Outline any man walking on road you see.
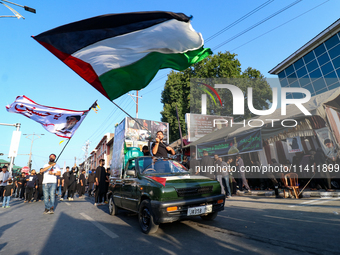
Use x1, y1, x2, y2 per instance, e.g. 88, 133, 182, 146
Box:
40, 154, 61, 214
61, 166, 70, 201
0, 166, 12, 202
87, 170, 95, 197
95, 159, 106, 206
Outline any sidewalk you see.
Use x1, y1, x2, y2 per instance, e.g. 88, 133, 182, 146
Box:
236, 189, 340, 198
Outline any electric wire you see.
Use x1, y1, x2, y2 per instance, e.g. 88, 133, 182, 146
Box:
212, 0, 303, 50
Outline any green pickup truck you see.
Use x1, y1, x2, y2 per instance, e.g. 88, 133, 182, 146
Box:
107, 156, 225, 234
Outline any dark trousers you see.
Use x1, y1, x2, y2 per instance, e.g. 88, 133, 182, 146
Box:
62, 184, 69, 198
88, 183, 94, 196
34, 186, 43, 201
26, 187, 34, 201
0, 186, 4, 200
68, 189, 75, 198
20, 186, 25, 199
79, 185, 85, 196
95, 188, 105, 203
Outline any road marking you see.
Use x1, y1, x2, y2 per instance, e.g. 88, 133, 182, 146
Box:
80, 213, 119, 239
65, 202, 71, 206
289, 198, 340, 207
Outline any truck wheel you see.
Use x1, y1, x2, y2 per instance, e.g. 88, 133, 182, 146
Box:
138, 200, 159, 234
109, 197, 118, 216
200, 212, 218, 221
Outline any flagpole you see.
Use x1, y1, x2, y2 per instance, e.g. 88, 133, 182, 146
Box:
55, 100, 98, 163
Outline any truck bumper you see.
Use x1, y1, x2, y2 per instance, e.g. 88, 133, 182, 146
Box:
150, 194, 225, 224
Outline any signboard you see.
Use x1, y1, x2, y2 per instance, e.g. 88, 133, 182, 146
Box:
185, 113, 233, 142
8, 131, 21, 157
286, 136, 303, 153
197, 129, 262, 157
111, 117, 169, 177
21, 166, 30, 173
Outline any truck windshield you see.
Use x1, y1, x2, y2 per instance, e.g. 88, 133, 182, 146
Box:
138, 157, 188, 174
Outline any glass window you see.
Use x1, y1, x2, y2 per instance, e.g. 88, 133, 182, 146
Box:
325, 34, 340, 50
280, 77, 288, 87
278, 70, 286, 80
317, 53, 330, 66
285, 65, 295, 76
309, 68, 322, 81
336, 67, 340, 78
315, 87, 328, 94
328, 43, 340, 60
299, 75, 310, 87
292, 93, 304, 99
332, 56, 340, 69
306, 59, 318, 73
286, 93, 293, 99
321, 62, 334, 76
314, 44, 326, 57
324, 71, 339, 85
287, 72, 297, 84
312, 78, 326, 92
304, 84, 315, 94
328, 82, 340, 90
303, 51, 315, 64
293, 58, 304, 71
290, 80, 300, 87
296, 66, 307, 78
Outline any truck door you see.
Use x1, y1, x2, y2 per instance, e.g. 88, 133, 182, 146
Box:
121, 159, 139, 211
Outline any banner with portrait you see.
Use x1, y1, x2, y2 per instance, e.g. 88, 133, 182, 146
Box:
286, 136, 303, 153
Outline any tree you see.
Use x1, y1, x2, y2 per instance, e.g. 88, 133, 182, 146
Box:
160, 51, 272, 142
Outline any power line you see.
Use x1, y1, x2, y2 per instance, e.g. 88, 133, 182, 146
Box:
205, 0, 274, 43
230, 0, 330, 52
212, 0, 303, 51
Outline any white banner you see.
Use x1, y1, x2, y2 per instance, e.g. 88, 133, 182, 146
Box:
315, 127, 338, 160
286, 136, 303, 153
6, 95, 89, 139
8, 131, 21, 157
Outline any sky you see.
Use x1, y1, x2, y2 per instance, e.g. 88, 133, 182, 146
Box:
1, 0, 339, 170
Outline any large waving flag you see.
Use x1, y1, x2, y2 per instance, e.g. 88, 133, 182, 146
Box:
32, 11, 212, 101
6, 96, 90, 139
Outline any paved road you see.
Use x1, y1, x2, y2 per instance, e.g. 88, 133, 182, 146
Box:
0, 195, 339, 255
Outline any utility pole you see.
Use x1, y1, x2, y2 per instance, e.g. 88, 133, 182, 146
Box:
128, 91, 142, 118
82, 140, 90, 173
23, 132, 44, 170
0, 122, 21, 174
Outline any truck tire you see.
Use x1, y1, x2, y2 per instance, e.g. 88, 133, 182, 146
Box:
138, 200, 159, 234
109, 196, 118, 216
200, 212, 218, 221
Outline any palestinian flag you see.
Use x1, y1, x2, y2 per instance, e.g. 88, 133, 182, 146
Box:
33, 11, 212, 101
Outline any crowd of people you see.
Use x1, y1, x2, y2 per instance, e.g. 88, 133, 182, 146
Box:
0, 155, 112, 213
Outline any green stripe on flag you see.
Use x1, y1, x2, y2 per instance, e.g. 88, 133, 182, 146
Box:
99, 47, 212, 101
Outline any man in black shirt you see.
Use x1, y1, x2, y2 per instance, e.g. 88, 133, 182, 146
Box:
34, 170, 44, 201
95, 159, 107, 205
151, 131, 175, 157
78, 169, 86, 198
87, 170, 95, 197
61, 166, 70, 201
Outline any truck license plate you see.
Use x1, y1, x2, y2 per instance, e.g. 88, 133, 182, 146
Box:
187, 205, 212, 216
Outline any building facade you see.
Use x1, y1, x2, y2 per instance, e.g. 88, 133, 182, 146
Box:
269, 19, 340, 98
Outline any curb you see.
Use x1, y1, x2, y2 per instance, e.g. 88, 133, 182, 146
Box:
235, 190, 340, 198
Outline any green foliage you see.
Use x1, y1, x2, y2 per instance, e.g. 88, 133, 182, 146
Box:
160, 51, 272, 142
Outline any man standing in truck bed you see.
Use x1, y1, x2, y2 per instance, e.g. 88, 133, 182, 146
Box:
151, 131, 175, 157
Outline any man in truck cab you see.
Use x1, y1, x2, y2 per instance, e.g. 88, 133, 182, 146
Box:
151, 131, 175, 157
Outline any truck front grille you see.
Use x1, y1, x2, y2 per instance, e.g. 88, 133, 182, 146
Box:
176, 186, 213, 197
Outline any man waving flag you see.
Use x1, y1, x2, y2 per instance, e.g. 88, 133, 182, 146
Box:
6, 95, 91, 139
32, 11, 212, 101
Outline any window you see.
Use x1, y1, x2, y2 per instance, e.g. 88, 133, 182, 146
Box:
312, 78, 326, 92
328, 82, 340, 90
280, 77, 288, 87
317, 53, 330, 66
287, 72, 297, 84
293, 58, 304, 71
303, 51, 315, 64
304, 84, 315, 94
315, 87, 328, 94
296, 66, 307, 78
324, 71, 338, 85
292, 93, 304, 99
328, 43, 340, 60
325, 34, 340, 50
278, 70, 286, 80
299, 75, 310, 87
314, 44, 326, 57
321, 62, 334, 76
290, 80, 300, 87
306, 59, 318, 73
309, 68, 322, 81
285, 65, 295, 76
286, 93, 293, 99
332, 56, 340, 69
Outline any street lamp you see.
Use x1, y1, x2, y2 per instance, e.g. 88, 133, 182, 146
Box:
0, 0, 36, 19
23, 133, 44, 170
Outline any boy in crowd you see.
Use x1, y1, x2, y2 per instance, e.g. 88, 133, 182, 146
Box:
25, 170, 38, 203
2, 179, 13, 208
